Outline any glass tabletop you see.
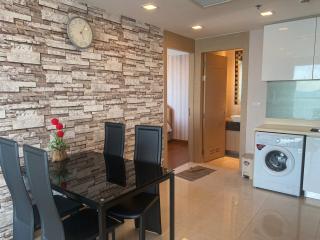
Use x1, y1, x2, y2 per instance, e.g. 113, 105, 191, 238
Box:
49, 151, 172, 207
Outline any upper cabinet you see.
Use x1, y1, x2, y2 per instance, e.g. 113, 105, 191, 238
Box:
314, 17, 320, 80
262, 18, 317, 81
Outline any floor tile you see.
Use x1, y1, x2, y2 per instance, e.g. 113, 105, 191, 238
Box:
36, 157, 320, 240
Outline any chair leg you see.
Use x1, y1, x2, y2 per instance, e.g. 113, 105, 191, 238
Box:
112, 230, 116, 240
139, 215, 145, 240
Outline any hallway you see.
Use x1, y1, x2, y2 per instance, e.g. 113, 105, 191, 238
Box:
168, 141, 189, 169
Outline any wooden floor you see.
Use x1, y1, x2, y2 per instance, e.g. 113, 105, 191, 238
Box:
168, 140, 189, 169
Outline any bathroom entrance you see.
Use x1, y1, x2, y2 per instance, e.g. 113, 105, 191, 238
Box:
202, 49, 243, 168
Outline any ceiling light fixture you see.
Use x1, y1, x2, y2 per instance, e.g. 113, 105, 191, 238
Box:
256, 5, 274, 17
192, 25, 203, 30
142, 3, 157, 10
260, 11, 273, 17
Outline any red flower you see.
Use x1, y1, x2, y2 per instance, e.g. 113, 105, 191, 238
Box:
56, 123, 63, 130
51, 118, 59, 126
60, 182, 67, 189
57, 131, 64, 138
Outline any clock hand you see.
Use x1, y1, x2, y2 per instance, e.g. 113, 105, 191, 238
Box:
80, 23, 86, 34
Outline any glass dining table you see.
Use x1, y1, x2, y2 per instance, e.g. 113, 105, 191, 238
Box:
49, 151, 175, 240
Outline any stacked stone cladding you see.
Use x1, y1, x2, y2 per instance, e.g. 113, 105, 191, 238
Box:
0, 0, 164, 238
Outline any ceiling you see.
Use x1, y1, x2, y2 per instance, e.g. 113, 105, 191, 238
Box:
86, 0, 320, 39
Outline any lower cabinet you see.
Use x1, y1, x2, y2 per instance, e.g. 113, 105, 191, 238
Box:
303, 137, 320, 196
225, 130, 240, 157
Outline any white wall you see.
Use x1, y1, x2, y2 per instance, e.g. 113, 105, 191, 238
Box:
245, 29, 267, 154
167, 52, 189, 140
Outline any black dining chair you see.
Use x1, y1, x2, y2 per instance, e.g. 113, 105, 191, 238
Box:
0, 138, 35, 240
23, 144, 121, 240
0, 138, 84, 239
109, 125, 163, 240
104, 122, 125, 158
104, 122, 126, 186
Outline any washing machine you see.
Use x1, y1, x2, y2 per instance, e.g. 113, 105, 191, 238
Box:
253, 131, 305, 196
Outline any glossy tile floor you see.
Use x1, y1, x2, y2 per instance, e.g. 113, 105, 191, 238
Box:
115, 157, 320, 240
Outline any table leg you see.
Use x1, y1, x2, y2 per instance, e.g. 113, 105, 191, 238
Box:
169, 174, 175, 240
98, 207, 107, 240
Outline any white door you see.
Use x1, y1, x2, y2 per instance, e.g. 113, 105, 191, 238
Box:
303, 137, 320, 194
262, 18, 316, 81
313, 17, 320, 79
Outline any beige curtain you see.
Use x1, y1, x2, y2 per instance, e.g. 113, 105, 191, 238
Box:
167, 53, 189, 141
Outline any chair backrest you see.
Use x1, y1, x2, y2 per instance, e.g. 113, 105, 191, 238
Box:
104, 122, 125, 157
104, 154, 126, 186
0, 138, 34, 240
134, 125, 162, 165
23, 145, 65, 240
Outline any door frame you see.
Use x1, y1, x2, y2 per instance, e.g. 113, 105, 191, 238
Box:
163, 48, 195, 168
193, 32, 250, 167
200, 49, 244, 162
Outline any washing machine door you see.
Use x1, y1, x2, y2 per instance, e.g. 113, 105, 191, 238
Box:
260, 146, 295, 176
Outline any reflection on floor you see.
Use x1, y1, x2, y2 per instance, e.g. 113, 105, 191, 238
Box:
168, 140, 188, 169
116, 157, 320, 240
210, 156, 240, 170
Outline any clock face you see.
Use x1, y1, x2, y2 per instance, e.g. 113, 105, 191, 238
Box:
67, 17, 93, 49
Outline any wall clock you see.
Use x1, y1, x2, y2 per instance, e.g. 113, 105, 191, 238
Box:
67, 17, 93, 49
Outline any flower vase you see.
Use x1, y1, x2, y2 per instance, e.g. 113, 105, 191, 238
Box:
52, 150, 67, 162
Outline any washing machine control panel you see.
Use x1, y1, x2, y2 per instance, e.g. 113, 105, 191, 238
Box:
275, 138, 302, 145
256, 132, 304, 148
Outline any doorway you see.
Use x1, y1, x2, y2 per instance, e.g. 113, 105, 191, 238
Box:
167, 49, 190, 169
202, 49, 243, 169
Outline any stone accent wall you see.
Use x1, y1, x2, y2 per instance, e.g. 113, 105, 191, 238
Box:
0, 0, 164, 238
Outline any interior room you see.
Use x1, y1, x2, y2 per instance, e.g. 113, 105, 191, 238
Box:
201, 49, 242, 170
1, 0, 320, 240
167, 49, 190, 169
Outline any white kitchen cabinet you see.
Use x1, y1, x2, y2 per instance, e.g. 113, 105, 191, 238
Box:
313, 17, 320, 79
262, 18, 317, 81
303, 137, 320, 198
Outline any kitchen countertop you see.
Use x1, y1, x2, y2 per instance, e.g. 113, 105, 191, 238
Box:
255, 124, 320, 137
226, 121, 240, 131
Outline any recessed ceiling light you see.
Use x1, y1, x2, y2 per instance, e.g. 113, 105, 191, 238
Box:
192, 25, 203, 30
260, 11, 273, 17
142, 3, 157, 10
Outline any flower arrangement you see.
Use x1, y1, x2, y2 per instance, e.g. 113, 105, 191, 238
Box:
49, 118, 68, 161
